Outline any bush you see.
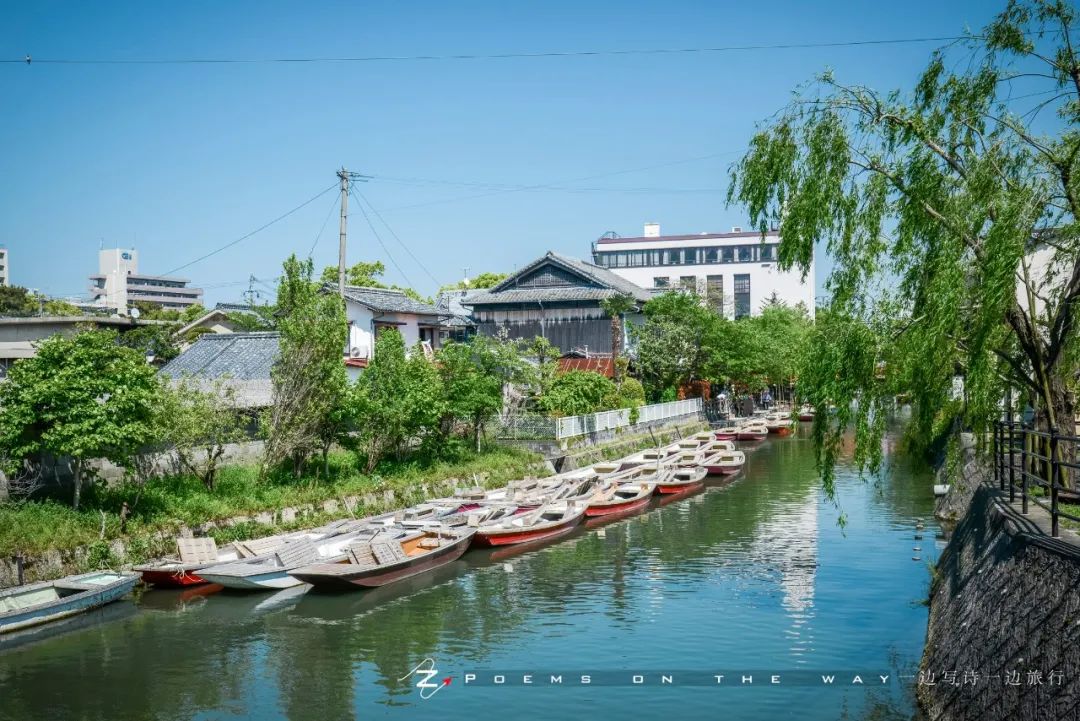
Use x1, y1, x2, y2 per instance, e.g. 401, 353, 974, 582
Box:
538, 370, 618, 417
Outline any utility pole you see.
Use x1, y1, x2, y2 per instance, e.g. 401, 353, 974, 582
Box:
337, 168, 350, 299
336, 167, 370, 299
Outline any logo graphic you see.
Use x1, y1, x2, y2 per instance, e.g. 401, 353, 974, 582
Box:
399, 658, 452, 700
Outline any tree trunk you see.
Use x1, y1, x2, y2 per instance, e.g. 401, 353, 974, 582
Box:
1049, 377, 1077, 489
72, 458, 82, 510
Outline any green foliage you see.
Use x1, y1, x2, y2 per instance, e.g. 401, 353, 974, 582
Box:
160, 380, 249, 491
320, 260, 430, 303
438, 271, 508, 294
0, 286, 37, 316
42, 299, 81, 316
263, 255, 349, 477
117, 324, 180, 363
437, 340, 505, 451
225, 306, 276, 332
0, 330, 162, 508
353, 330, 444, 469
538, 370, 618, 417
132, 301, 181, 322
728, 0, 1080, 485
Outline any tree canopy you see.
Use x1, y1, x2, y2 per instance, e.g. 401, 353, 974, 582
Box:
729, 0, 1080, 485
0, 330, 162, 508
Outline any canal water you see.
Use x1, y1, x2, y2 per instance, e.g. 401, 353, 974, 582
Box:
0, 428, 941, 721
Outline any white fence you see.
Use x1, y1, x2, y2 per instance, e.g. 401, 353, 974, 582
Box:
555, 398, 702, 440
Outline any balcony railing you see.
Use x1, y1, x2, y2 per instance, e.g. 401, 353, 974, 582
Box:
994, 419, 1080, 538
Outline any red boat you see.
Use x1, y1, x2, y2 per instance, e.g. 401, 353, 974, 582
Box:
766, 424, 793, 437
473, 501, 587, 547
736, 425, 768, 442
586, 481, 656, 517
656, 467, 708, 494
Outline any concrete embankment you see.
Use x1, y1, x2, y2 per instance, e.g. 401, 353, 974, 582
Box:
920, 453, 1080, 721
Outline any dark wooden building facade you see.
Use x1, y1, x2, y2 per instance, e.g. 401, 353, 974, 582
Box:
462, 252, 651, 355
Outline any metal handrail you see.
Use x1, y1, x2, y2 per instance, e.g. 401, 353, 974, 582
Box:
994, 418, 1080, 538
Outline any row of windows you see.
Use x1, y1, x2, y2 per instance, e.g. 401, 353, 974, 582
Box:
129, 278, 188, 289
653, 274, 752, 318
128, 288, 201, 300
594, 244, 778, 269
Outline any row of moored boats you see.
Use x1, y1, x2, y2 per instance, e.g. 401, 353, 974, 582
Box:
1, 410, 806, 634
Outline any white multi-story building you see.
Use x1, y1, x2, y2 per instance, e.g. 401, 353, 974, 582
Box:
0, 246, 8, 286
89, 248, 203, 314
591, 223, 815, 319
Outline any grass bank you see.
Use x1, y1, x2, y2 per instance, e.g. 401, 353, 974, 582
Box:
0, 446, 546, 562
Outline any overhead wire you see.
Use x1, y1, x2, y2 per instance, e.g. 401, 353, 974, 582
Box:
6, 35, 976, 66
352, 189, 442, 287
160, 182, 338, 277
349, 186, 416, 291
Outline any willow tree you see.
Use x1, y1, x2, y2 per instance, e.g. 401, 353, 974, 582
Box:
729, 0, 1080, 483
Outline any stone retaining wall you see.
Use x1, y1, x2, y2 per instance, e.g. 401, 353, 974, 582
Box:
920, 453, 1080, 721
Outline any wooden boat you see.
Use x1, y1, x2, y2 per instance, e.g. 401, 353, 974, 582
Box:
736, 422, 768, 441
0, 571, 139, 634
474, 500, 587, 547
765, 417, 794, 436
196, 529, 377, 590
797, 405, 815, 422
618, 447, 676, 469
656, 466, 708, 494
585, 480, 656, 517
702, 448, 746, 475
288, 527, 476, 590
134, 519, 368, 587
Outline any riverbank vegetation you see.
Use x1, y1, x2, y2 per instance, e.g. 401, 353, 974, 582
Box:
728, 0, 1080, 488
0, 445, 544, 559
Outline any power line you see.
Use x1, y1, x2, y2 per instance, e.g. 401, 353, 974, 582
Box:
368, 174, 726, 193
380, 151, 739, 212
350, 186, 416, 291
353, 189, 442, 287
307, 192, 340, 258
7, 36, 973, 66
160, 182, 338, 277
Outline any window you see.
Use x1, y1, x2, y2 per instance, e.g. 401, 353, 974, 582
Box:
734, 274, 751, 319
653, 277, 671, 288
737, 245, 753, 262
705, 248, 719, 264
679, 276, 697, 292
683, 248, 698, 265
706, 275, 723, 312
760, 244, 777, 262
722, 247, 734, 263
666, 249, 681, 265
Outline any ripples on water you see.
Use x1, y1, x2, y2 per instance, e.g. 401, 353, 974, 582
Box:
0, 429, 941, 721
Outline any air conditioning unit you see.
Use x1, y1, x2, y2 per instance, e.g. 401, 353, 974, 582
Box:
349, 345, 368, 359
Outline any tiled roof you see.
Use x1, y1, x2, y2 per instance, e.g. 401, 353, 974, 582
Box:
159, 332, 280, 408
558, 356, 615, 377
342, 286, 443, 316
462, 251, 650, 306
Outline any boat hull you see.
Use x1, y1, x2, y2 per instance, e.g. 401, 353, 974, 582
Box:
139, 569, 207, 587
0, 573, 139, 635
798, 414, 814, 422
474, 516, 582, 547
767, 426, 792, 437
705, 464, 742, 476
195, 569, 304, 591
291, 535, 473, 590
656, 481, 705, 495
585, 494, 651, 517
714, 432, 737, 441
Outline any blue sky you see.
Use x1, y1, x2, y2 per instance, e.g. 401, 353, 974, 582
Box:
1, 0, 1004, 304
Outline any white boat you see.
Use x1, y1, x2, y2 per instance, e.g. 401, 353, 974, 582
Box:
0, 571, 139, 634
